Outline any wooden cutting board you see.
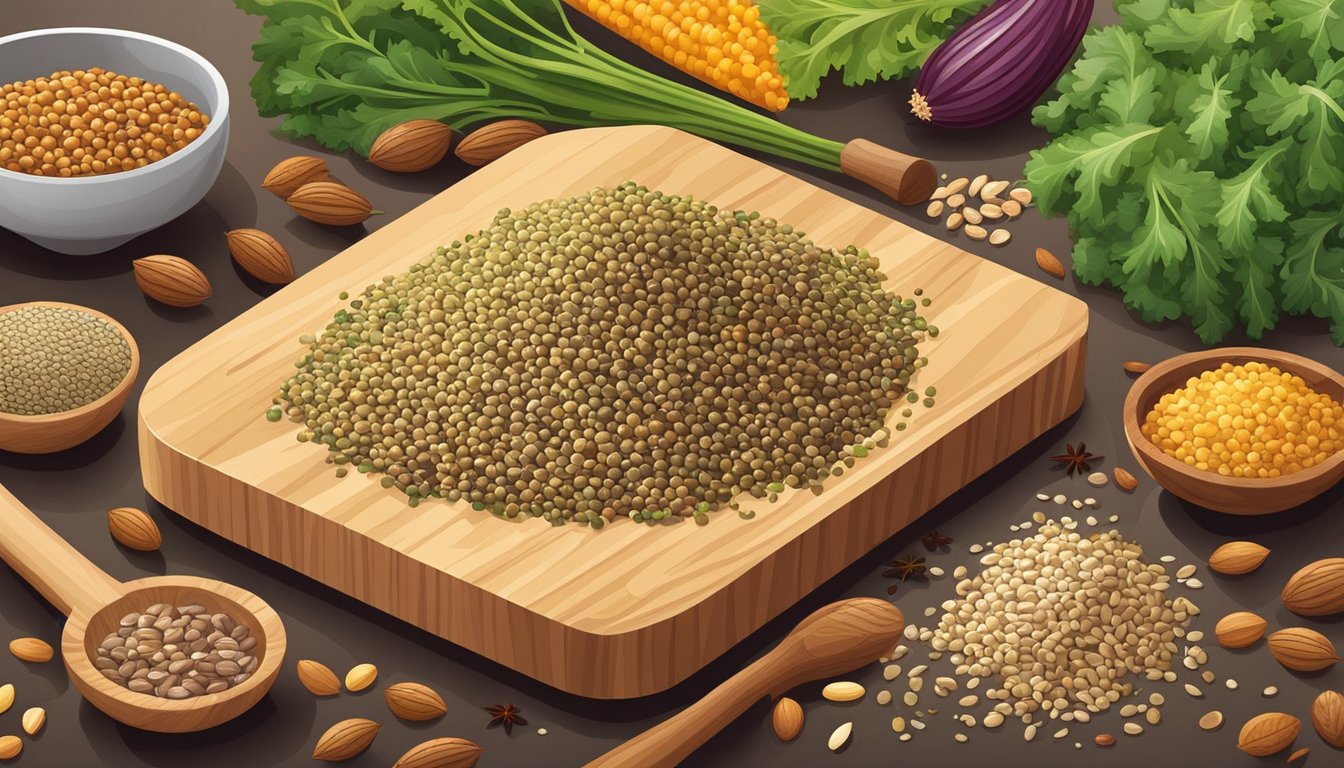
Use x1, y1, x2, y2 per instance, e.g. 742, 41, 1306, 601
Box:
139, 126, 1087, 699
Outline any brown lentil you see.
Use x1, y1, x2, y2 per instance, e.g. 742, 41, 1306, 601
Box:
0, 306, 132, 415
94, 604, 256, 699
0, 68, 209, 178
277, 182, 933, 525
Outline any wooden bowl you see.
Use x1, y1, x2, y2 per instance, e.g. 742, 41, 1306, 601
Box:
0, 301, 140, 454
1123, 347, 1344, 514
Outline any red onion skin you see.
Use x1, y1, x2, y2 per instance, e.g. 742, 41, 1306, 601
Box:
912, 0, 1094, 128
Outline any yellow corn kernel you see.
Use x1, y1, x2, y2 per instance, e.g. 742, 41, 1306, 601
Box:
568, 0, 789, 111
1141, 361, 1344, 477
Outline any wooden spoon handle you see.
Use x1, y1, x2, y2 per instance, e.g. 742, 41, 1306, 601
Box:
840, 139, 938, 206
0, 483, 122, 616
586, 598, 903, 768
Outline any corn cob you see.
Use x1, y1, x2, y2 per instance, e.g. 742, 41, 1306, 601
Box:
565, 0, 789, 112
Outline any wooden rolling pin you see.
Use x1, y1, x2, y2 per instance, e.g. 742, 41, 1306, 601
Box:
586, 598, 904, 768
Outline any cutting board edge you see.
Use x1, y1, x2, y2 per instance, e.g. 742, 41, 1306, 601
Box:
137, 327, 1087, 699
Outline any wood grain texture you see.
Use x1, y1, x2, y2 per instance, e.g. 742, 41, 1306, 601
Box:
138, 126, 1088, 699
0, 483, 285, 732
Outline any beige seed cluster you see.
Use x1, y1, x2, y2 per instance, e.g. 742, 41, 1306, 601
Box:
933, 524, 1190, 720
0, 68, 209, 177
0, 306, 132, 415
278, 182, 932, 526
95, 604, 256, 699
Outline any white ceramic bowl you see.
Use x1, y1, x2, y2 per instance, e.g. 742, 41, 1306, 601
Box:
0, 28, 229, 255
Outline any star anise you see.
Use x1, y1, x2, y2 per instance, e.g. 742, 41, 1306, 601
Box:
882, 555, 927, 594
922, 530, 954, 551
485, 703, 527, 735
1050, 442, 1100, 477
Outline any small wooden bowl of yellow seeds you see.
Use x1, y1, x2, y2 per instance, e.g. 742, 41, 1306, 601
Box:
0, 301, 140, 454
1123, 347, 1344, 514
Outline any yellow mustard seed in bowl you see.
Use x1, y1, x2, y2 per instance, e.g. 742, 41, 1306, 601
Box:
1141, 361, 1343, 478
0, 67, 209, 178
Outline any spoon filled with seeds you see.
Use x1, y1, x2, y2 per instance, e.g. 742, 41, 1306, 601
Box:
0, 483, 286, 732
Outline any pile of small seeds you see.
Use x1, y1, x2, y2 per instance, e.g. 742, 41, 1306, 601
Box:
934, 524, 1189, 720
94, 604, 257, 699
0, 305, 132, 415
925, 174, 1031, 246
0, 68, 209, 177
276, 182, 934, 526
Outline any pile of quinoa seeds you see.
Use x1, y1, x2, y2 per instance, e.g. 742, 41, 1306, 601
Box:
828, 483, 1240, 750
275, 182, 937, 526
0, 305, 132, 415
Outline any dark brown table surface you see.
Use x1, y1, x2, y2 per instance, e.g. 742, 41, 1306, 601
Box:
2, 2, 1342, 767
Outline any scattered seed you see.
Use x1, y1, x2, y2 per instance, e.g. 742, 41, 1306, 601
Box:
1263, 686, 1278, 697
928, 567, 945, 577
1176, 564, 1197, 579
891, 716, 906, 733
1087, 472, 1108, 487
1024, 724, 1038, 742
1086, 516, 1098, 526
1146, 708, 1162, 726
908, 665, 928, 678
1288, 747, 1310, 763
931, 186, 949, 201
1188, 630, 1204, 642
1186, 578, 1204, 589
926, 201, 945, 218
1001, 200, 1023, 217
876, 690, 892, 706
964, 224, 988, 241
1185, 684, 1203, 698
1124, 723, 1144, 736
984, 712, 1005, 728
827, 722, 852, 751
1036, 493, 1050, 501
953, 566, 967, 578
904, 692, 919, 707
1096, 733, 1116, 747
822, 681, 865, 702
1009, 188, 1033, 206
1226, 678, 1238, 690
1123, 361, 1151, 374
969, 544, 984, 554
1054, 727, 1069, 739
1160, 555, 1176, 563
1113, 468, 1139, 491
884, 665, 901, 681
980, 204, 1004, 220
962, 206, 983, 225
967, 175, 988, 197
909, 719, 926, 730
1201, 671, 1215, 684
947, 193, 967, 208
1199, 710, 1224, 731
946, 178, 969, 195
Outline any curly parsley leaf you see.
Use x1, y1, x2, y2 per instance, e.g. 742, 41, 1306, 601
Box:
760, 0, 988, 100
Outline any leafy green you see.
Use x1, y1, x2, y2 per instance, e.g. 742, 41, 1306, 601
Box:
1029, 0, 1344, 344
759, 0, 988, 100
237, 0, 845, 167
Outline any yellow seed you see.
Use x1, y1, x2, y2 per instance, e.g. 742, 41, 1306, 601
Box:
21, 707, 44, 736
345, 662, 378, 692
0, 684, 12, 715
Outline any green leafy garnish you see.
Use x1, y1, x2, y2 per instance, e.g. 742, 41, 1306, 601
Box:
1028, 0, 1344, 344
760, 0, 989, 100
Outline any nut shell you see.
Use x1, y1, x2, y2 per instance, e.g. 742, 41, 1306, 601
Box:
297, 659, 342, 697
313, 718, 381, 761
392, 737, 483, 768
262, 156, 330, 199
227, 229, 296, 284
771, 696, 804, 742
369, 120, 453, 172
133, 255, 212, 308
288, 182, 379, 226
1268, 627, 1341, 672
9, 637, 54, 663
455, 120, 547, 166
1237, 712, 1300, 757
385, 681, 448, 721
1282, 557, 1344, 617
1312, 690, 1344, 748
107, 506, 162, 551
1208, 541, 1270, 575
1214, 611, 1267, 649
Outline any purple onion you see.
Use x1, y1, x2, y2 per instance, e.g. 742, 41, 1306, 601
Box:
910, 0, 1093, 129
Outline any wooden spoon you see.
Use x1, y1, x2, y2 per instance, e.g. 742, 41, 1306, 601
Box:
586, 597, 903, 768
0, 483, 285, 732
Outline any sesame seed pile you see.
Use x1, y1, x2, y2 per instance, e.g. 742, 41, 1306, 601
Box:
277, 182, 933, 526
0, 305, 132, 415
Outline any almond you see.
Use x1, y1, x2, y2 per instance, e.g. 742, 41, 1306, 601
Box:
1122, 361, 1150, 374
1312, 690, 1344, 747
454, 120, 547, 166
133, 255, 212, 307
1237, 712, 1300, 756
1214, 611, 1267, 649
1208, 541, 1270, 575
1268, 627, 1341, 672
288, 182, 383, 226
21, 707, 44, 736
262, 156, 330, 199
385, 681, 447, 721
344, 662, 378, 692
1034, 247, 1065, 279
296, 659, 342, 697
369, 120, 453, 172
1113, 467, 1138, 491
0, 684, 12, 714
1283, 558, 1344, 617
1288, 746, 1310, 764
9, 637, 53, 663
107, 507, 161, 552
313, 718, 380, 761
771, 697, 803, 742
0, 735, 20, 760
226, 229, 296, 285
392, 737, 483, 768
